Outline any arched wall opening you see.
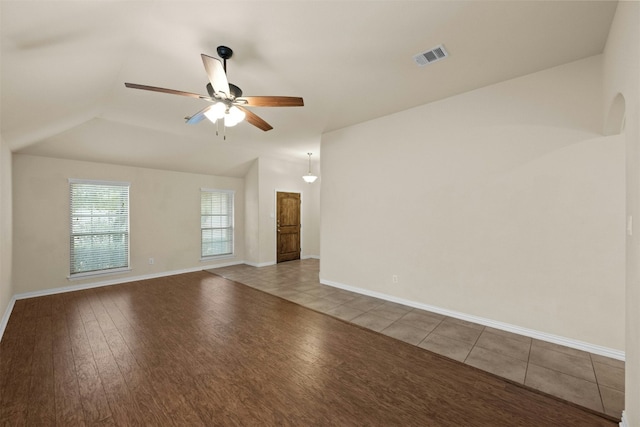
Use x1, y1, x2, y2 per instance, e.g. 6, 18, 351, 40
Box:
605, 92, 629, 422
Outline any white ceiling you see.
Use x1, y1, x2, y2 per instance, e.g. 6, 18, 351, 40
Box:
1, 1, 617, 177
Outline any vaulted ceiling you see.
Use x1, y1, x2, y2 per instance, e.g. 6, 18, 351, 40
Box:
1, 1, 617, 177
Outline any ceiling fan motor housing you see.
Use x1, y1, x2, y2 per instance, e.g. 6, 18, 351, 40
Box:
206, 82, 242, 98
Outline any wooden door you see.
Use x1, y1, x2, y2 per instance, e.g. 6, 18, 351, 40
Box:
276, 192, 301, 263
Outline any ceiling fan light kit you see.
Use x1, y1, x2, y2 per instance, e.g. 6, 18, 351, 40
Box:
203, 102, 225, 121
124, 45, 304, 138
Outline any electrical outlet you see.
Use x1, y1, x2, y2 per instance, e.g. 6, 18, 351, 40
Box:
392, 275, 398, 283
148, 257, 154, 265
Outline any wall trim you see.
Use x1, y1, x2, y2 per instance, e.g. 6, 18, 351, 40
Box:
619, 410, 628, 427
2, 257, 313, 337
14, 262, 246, 302
320, 278, 625, 361
0, 295, 17, 342
200, 260, 246, 270
246, 256, 318, 266
0, 261, 245, 342
3, 263, 624, 364
245, 261, 276, 267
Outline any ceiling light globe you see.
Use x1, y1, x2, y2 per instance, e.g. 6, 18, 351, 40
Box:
204, 102, 226, 123
224, 114, 240, 127
302, 152, 318, 183
228, 106, 245, 123
204, 109, 217, 123
212, 102, 226, 119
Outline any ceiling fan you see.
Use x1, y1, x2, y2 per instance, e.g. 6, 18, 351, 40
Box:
124, 46, 304, 134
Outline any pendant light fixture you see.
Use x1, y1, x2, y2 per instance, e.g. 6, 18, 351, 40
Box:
302, 153, 318, 184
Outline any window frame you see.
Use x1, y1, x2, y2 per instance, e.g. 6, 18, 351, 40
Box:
68, 179, 131, 279
200, 188, 235, 260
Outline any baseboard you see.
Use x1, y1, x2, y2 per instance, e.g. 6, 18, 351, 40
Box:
201, 260, 246, 270
12, 261, 245, 302
242, 258, 318, 267
5, 265, 625, 362
320, 278, 625, 361
2, 257, 315, 340
244, 261, 276, 268
0, 295, 17, 342
619, 410, 628, 427
1, 262, 251, 342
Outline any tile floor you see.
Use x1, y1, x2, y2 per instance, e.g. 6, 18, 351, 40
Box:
209, 259, 625, 419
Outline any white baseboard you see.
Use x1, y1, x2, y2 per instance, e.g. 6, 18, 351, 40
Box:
243, 257, 319, 267
243, 261, 276, 268
0, 261, 248, 342
0, 295, 17, 342
619, 410, 628, 427
320, 278, 625, 361
3, 263, 625, 363
13, 263, 241, 301
201, 260, 245, 270
2, 256, 314, 341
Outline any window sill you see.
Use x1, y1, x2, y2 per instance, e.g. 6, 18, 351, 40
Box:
68, 267, 132, 281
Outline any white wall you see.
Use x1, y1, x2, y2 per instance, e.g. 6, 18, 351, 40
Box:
0, 136, 13, 333
320, 55, 625, 351
244, 158, 260, 265
12, 154, 245, 295
305, 159, 321, 257
603, 2, 640, 424
256, 156, 321, 265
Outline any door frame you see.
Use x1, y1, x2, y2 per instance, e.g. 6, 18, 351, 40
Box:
274, 189, 303, 262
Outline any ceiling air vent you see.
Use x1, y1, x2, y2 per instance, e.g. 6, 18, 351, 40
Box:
413, 44, 448, 67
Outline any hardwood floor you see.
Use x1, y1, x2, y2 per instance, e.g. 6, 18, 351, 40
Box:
212, 259, 625, 418
1, 271, 617, 426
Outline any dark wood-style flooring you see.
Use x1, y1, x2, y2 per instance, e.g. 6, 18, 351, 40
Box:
0, 271, 617, 426
212, 259, 624, 418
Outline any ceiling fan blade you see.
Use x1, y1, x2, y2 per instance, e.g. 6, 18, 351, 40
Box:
201, 54, 230, 98
236, 96, 304, 107
185, 105, 212, 125
124, 83, 214, 101
237, 106, 273, 131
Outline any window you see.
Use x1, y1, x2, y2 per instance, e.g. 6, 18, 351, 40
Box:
201, 189, 234, 258
69, 180, 130, 277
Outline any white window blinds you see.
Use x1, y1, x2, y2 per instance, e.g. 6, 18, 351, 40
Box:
201, 189, 234, 258
69, 180, 130, 276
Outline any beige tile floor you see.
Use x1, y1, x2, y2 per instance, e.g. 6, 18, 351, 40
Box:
209, 259, 625, 419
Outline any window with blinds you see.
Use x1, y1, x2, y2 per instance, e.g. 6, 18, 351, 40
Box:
201, 189, 234, 258
69, 180, 130, 276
